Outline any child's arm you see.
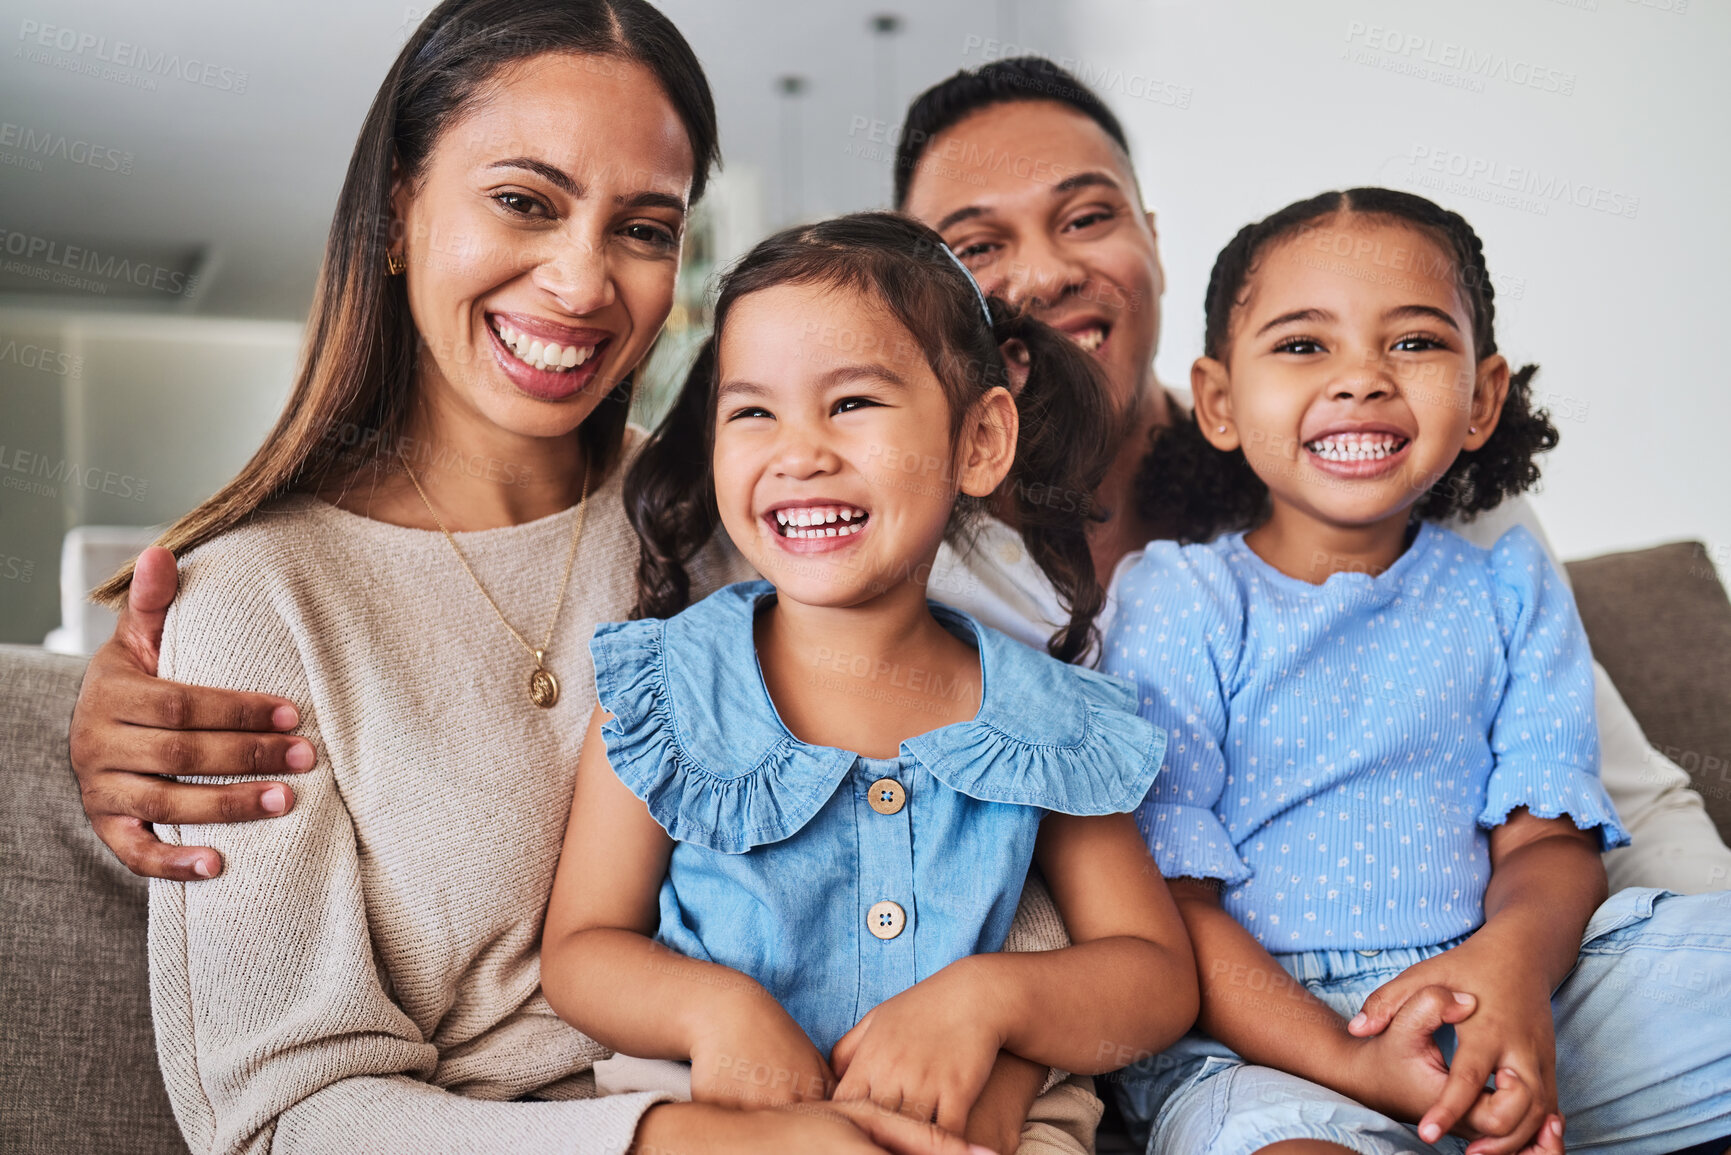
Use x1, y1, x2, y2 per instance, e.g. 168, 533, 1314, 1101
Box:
960, 1053, 1047, 1155
1170, 877, 1481, 1112
1347, 810, 1602, 1155
1345, 532, 1623, 1154
830, 812, 1199, 1134
540, 707, 835, 1108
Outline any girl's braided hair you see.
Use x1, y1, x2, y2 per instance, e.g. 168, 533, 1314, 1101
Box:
1135, 187, 1560, 543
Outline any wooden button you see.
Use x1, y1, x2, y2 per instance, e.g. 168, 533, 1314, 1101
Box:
868, 778, 906, 815
867, 900, 906, 940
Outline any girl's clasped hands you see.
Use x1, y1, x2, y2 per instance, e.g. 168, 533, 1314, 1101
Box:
540, 213, 1198, 1154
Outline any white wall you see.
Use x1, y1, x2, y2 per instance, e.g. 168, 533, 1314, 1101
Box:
1065, 0, 1727, 574
0, 309, 300, 643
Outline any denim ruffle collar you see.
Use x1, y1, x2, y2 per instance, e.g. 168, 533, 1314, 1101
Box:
590, 581, 1165, 853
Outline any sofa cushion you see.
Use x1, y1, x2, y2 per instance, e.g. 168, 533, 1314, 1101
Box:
1566, 542, 1731, 843
0, 644, 185, 1154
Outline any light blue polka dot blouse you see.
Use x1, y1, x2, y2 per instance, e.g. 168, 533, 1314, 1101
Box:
1103, 522, 1629, 953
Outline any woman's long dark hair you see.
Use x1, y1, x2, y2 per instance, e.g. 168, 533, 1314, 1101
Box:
627, 212, 1115, 662
95, 0, 718, 604
1134, 187, 1559, 544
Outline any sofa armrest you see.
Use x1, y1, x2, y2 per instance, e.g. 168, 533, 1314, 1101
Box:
0, 643, 187, 1154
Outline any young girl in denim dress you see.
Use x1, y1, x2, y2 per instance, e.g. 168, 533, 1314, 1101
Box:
539, 213, 1200, 1154
1106, 188, 1731, 1155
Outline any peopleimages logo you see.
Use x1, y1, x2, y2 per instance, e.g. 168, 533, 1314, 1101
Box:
1405, 145, 1640, 220
0, 120, 133, 175
0, 444, 149, 502
0, 229, 198, 298
1343, 21, 1577, 96
15, 19, 249, 94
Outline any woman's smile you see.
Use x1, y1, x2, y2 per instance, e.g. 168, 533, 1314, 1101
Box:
484, 311, 613, 402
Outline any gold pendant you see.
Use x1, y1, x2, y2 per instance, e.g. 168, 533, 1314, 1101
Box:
528, 650, 559, 709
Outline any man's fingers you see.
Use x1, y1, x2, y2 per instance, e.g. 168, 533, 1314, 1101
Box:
96, 772, 297, 827
94, 815, 225, 881
116, 546, 178, 672
129, 727, 313, 778
113, 672, 301, 736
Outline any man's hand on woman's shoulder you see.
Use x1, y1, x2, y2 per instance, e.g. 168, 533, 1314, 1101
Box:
69, 545, 315, 881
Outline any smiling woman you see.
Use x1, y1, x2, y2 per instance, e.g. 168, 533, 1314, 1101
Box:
93, 7, 710, 582
56, 2, 1002, 1153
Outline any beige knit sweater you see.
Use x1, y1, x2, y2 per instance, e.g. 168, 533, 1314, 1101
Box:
150, 439, 1071, 1155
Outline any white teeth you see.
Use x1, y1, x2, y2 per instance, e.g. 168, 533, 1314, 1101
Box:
490, 320, 599, 373
772, 504, 869, 538
1072, 327, 1105, 352
1304, 433, 1408, 463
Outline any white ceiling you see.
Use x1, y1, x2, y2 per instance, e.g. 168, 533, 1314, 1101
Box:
0, 0, 1071, 318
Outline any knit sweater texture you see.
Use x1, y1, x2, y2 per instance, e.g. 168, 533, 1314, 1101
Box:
149, 437, 1070, 1155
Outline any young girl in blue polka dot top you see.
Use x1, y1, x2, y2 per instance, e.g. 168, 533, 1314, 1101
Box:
537, 213, 1200, 1154
1105, 188, 1731, 1155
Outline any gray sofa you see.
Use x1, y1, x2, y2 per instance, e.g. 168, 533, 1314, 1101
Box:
5, 542, 1730, 1155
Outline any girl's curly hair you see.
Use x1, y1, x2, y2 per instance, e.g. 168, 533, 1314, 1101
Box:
1134, 187, 1560, 543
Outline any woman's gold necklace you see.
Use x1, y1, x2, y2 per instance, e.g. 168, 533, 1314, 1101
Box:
397, 447, 589, 708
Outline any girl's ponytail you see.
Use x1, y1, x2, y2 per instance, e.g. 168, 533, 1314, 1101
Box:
988, 303, 1113, 663
625, 338, 720, 619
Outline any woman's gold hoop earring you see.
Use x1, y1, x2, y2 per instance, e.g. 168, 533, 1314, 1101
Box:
386, 251, 408, 276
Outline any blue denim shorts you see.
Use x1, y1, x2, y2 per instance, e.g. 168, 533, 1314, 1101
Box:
1112, 889, 1731, 1155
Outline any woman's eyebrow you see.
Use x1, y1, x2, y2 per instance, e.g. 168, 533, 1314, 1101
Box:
618, 190, 688, 214
487, 156, 580, 196
484, 160, 686, 215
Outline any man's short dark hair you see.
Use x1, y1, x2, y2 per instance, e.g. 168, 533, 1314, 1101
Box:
893, 56, 1130, 207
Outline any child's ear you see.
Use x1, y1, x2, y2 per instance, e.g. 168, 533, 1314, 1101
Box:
1191, 357, 1239, 451
1465, 354, 1510, 450
957, 386, 1018, 498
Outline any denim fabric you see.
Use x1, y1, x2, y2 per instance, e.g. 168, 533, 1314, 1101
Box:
1112, 888, 1731, 1155
589, 581, 1165, 1056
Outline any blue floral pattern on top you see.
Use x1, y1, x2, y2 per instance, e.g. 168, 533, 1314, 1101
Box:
590, 580, 1165, 1055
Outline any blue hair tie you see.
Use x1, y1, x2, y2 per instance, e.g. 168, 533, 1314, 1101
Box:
938, 242, 994, 330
